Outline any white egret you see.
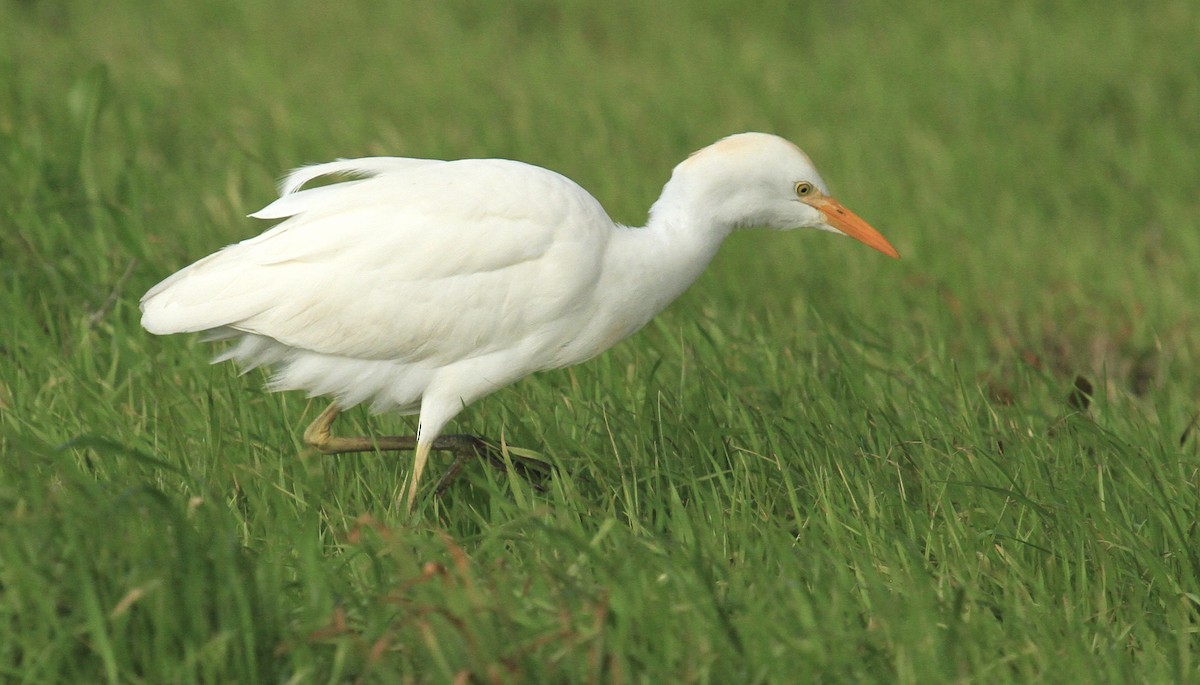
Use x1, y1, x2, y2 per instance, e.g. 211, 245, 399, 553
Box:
141, 132, 899, 511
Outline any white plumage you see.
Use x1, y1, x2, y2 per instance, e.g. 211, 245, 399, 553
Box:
142, 132, 898, 510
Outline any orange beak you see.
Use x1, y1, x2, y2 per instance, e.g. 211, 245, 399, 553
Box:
805, 196, 900, 259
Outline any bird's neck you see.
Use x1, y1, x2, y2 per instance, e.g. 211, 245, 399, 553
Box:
602, 183, 736, 326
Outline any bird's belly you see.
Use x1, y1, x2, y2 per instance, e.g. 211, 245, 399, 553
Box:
219, 333, 433, 413
216, 305, 641, 415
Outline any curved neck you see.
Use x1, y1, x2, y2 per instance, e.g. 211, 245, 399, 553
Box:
600, 181, 736, 326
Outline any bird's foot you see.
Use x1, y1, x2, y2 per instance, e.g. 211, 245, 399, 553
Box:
430, 434, 554, 496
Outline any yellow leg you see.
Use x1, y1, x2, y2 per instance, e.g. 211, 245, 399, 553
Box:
304, 403, 418, 453
406, 440, 433, 514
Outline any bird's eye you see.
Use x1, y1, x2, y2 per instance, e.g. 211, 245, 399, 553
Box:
794, 181, 815, 197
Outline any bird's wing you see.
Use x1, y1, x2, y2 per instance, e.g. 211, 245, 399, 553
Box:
248, 157, 443, 220
141, 158, 613, 364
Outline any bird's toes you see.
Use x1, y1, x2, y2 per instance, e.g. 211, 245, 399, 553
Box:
471, 438, 554, 489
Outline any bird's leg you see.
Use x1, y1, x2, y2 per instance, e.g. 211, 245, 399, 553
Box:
302, 403, 553, 499
432, 454, 472, 496
429, 434, 554, 493
303, 403, 419, 453
406, 440, 433, 513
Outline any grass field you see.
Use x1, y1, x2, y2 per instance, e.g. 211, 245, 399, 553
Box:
3, 0, 1200, 682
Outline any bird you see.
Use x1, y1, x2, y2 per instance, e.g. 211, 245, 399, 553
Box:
141, 132, 899, 512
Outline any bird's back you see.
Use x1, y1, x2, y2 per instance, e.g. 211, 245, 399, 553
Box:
141, 156, 619, 410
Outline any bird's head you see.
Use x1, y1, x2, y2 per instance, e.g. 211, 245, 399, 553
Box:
663, 132, 899, 258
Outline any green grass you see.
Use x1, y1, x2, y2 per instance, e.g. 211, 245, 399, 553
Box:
3, 0, 1200, 682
